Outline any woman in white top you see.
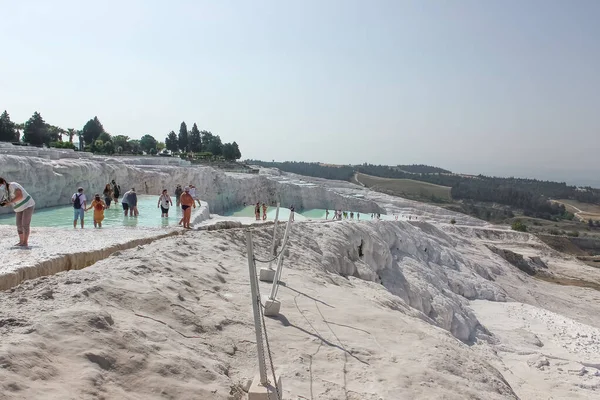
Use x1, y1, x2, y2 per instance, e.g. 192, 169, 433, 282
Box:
157, 189, 173, 217
0, 177, 36, 247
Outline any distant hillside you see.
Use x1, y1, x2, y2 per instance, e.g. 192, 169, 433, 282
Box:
355, 173, 452, 202
395, 164, 452, 174
246, 159, 600, 222
246, 160, 354, 181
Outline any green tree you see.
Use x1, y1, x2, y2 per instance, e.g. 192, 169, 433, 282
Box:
81, 116, 105, 147
232, 141, 241, 160
0, 110, 18, 142
157, 142, 166, 152
66, 128, 77, 143
222, 143, 235, 160
22, 112, 48, 146
128, 139, 142, 154
201, 130, 213, 148
208, 134, 223, 156
178, 122, 188, 153
189, 123, 202, 152
92, 139, 104, 153
98, 132, 112, 143
140, 134, 158, 154
46, 125, 65, 143
104, 141, 114, 154
112, 135, 130, 153
511, 220, 527, 232
165, 131, 178, 152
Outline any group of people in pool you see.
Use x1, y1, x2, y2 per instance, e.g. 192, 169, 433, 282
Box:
0, 177, 203, 247
254, 202, 269, 221
71, 182, 140, 229
73, 182, 201, 229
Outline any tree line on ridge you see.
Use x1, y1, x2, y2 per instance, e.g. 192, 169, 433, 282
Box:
0, 110, 241, 161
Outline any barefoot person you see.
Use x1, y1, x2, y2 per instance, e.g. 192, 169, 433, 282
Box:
121, 189, 130, 216
86, 193, 106, 228
123, 188, 139, 217
71, 187, 87, 229
179, 186, 196, 228
255, 202, 261, 221
158, 189, 172, 218
174, 184, 183, 207
262, 203, 268, 220
111, 180, 120, 204
190, 184, 201, 206
0, 177, 36, 247
103, 184, 112, 209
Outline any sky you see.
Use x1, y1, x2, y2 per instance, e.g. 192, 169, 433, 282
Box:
1, 0, 599, 186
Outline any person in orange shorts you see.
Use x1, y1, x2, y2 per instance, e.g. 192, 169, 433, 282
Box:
86, 193, 106, 228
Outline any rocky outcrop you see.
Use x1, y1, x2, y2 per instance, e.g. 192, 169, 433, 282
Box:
282, 220, 508, 342
486, 245, 548, 275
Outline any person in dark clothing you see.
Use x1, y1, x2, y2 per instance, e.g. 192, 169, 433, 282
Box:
174, 184, 183, 207
112, 180, 121, 204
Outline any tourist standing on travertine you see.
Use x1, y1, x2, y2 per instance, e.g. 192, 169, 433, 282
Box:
255, 202, 261, 220
0, 177, 36, 247
262, 203, 268, 220
179, 186, 196, 229
175, 184, 183, 207
189, 184, 201, 206
72, 187, 87, 229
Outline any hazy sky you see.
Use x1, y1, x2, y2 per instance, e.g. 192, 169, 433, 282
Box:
2, 0, 599, 184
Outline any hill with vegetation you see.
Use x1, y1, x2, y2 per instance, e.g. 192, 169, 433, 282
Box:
355, 173, 452, 202
247, 160, 600, 223
396, 164, 452, 174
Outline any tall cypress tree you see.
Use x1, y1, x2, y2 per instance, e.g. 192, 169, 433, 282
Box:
189, 123, 202, 152
22, 112, 48, 146
178, 121, 188, 153
0, 110, 18, 142
81, 116, 105, 147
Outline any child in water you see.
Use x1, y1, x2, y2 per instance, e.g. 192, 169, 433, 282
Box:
86, 193, 106, 228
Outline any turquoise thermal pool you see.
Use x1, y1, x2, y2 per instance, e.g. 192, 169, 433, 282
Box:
0, 195, 192, 228
225, 205, 395, 221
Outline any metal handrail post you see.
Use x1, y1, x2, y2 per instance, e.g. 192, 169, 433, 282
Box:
267, 202, 280, 269
269, 211, 293, 300
246, 230, 268, 385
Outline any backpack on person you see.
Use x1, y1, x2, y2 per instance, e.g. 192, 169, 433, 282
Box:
73, 194, 82, 209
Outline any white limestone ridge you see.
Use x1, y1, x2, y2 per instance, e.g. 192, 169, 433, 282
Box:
0, 154, 385, 215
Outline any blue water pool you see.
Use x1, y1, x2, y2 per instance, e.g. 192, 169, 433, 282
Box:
225, 206, 389, 221
0, 195, 192, 228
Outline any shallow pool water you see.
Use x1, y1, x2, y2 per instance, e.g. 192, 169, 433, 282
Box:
225, 205, 394, 221
0, 195, 191, 228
